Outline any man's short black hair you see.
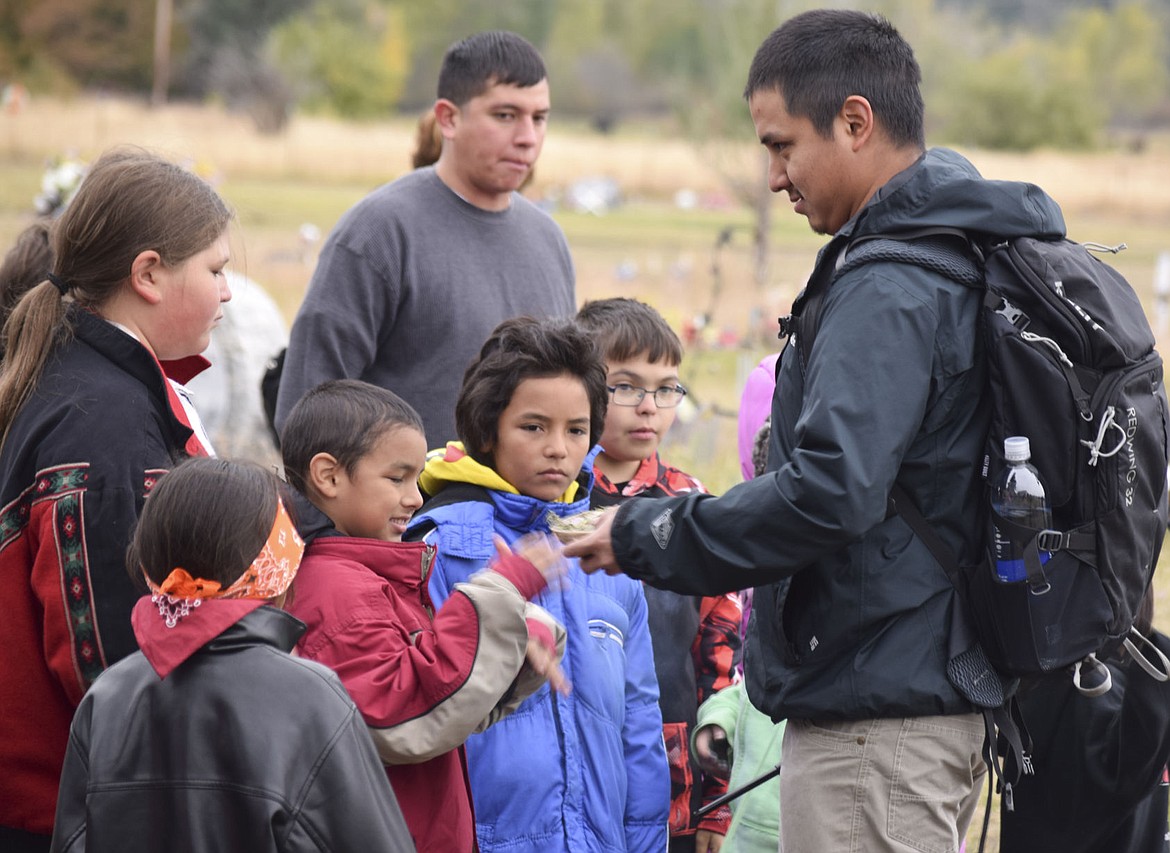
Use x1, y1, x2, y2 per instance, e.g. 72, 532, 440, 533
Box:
456, 316, 607, 467
744, 9, 924, 149
437, 30, 547, 106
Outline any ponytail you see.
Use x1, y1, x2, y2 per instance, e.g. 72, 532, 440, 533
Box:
0, 280, 70, 446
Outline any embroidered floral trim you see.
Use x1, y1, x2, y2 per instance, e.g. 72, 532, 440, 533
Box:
144, 469, 167, 496
56, 491, 105, 684
0, 464, 104, 686
0, 463, 88, 551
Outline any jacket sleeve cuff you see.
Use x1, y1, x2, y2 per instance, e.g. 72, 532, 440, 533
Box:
526, 617, 555, 653
490, 552, 547, 600
697, 807, 732, 834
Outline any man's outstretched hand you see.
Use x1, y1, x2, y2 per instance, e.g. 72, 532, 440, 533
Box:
560, 507, 623, 574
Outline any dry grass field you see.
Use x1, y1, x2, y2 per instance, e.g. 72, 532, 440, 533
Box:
4, 96, 1170, 335
3, 96, 1170, 848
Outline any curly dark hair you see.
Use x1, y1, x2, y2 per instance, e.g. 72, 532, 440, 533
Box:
456, 316, 607, 466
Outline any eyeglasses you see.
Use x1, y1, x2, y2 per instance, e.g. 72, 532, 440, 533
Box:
607, 383, 688, 408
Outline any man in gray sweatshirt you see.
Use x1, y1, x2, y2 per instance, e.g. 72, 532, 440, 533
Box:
275, 31, 576, 449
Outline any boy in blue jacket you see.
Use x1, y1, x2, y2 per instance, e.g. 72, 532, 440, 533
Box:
407, 316, 669, 852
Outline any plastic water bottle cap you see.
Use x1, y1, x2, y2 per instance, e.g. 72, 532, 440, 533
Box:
1004, 436, 1031, 462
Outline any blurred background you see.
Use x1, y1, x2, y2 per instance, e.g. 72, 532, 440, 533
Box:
2, 0, 1169, 496
4, 5, 1170, 843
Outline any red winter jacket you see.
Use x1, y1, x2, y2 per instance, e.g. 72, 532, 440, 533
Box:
287, 534, 563, 853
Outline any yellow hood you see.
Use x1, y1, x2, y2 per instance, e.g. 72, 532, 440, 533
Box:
419, 442, 581, 504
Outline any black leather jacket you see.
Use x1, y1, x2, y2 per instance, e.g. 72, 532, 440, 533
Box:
50, 607, 416, 852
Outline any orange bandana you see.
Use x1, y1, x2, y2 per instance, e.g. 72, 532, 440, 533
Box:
146, 498, 304, 627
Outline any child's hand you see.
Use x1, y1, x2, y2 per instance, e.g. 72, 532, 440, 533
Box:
493, 533, 567, 585
559, 508, 621, 575
693, 724, 732, 779
695, 829, 725, 853
526, 635, 571, 696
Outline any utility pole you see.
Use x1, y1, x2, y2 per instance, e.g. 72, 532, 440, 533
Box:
151, 0, 173, 107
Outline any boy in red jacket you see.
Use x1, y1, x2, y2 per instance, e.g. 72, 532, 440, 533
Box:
280, 379, 567, 853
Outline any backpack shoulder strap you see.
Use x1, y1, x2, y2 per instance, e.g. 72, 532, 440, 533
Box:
791, 228, 983, 365
889, 482, 1032, 847
836, 229, 984, 286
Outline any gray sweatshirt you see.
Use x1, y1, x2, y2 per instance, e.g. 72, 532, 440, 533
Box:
276, 167, 576, 447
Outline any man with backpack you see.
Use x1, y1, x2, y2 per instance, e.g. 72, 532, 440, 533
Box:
566, 9, 1070, 851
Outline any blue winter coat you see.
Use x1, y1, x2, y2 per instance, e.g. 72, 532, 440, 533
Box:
408, 447, 669, 853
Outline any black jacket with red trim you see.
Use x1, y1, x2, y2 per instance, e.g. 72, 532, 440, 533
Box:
0, 307, 205, 838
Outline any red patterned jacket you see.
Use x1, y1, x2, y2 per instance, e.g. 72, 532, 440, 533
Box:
592, 452, 742, 840
0, 308, 206, 838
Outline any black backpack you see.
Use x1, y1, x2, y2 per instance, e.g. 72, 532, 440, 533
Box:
796, 229, 1170, 690
788, 230, 1170, 838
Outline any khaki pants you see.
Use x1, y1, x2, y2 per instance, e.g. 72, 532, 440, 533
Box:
779, 713, 986, 853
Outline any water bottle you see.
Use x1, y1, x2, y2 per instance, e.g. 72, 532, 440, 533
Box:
991, 436, 1052, 582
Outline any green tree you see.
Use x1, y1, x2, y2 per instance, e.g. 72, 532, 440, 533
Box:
944, 42, 1103, 150
166, 0, 310, 130
273, 0, 410, 120
543, 0, 646, 128
0, 0, 43, 81
673, 0, 787, 289
1057, 2, 1168, 127
11, 0, 154, 92
930, 1, 1166, 149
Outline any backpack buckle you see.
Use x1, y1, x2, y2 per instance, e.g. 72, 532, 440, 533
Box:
778, 314, 797, 339
1036, 528, 1068, 552
993, 297, 1030, 329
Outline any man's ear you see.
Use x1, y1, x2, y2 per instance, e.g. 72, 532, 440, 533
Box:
129, 250, 165, 305
308, 452, 344, 499
839, 95, 876, 151
433, 99, 460, 139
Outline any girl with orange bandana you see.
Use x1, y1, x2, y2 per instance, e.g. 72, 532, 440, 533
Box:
49, 458, 415, 853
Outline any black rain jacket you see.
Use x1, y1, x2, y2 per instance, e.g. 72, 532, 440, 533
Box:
612, 148, 1066, 721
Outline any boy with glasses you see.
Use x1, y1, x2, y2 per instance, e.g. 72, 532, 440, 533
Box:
577, 298, 741, 853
